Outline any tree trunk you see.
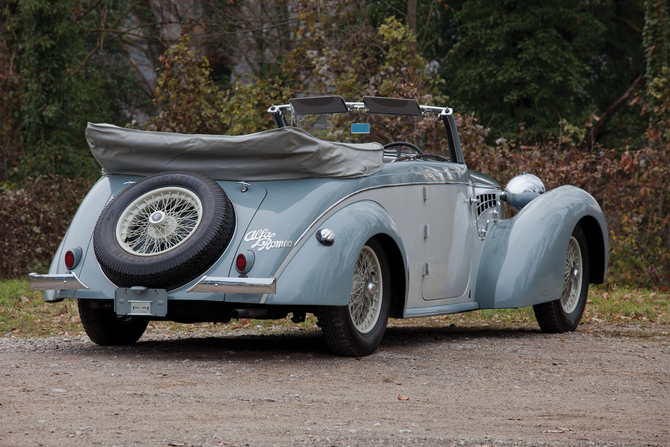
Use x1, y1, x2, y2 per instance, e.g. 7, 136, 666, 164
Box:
407, 0, 417, 33
644, 0, 669, 90
584, 74, 645, 149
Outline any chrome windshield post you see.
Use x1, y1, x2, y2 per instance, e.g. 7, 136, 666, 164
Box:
267, 105, 288, 128
439, 112, 459, 164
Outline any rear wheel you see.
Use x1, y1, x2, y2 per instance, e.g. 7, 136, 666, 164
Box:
78, 300, 148, 345
534, 225, 589, 333
318, 238, 391, 356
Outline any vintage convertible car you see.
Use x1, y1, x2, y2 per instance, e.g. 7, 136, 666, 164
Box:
30, 96, 608, 356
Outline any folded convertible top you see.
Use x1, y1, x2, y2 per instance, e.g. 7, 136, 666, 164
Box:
85, 123, 384, 180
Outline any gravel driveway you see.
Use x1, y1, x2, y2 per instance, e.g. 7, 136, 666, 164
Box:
1, 323, 668, 446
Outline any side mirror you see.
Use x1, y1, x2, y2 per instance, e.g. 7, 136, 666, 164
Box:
501, 173, 545, 211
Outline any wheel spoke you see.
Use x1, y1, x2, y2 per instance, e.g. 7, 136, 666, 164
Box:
116, 187, 203, 256
348, 245, 384, 334
560, 236, 583, 314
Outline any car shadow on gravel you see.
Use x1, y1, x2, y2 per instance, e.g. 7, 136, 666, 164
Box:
380, 325, 547, 348
73, 325, 547, 360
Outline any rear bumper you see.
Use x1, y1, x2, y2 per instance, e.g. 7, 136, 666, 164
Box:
29, 272, 89, 291
187, 276, 276, 294
29, 273, 275, 295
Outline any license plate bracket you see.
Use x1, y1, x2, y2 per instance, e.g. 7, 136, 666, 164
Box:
114, 288, 167, 317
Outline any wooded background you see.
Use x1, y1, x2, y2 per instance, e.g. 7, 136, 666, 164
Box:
1, 0, 669, 287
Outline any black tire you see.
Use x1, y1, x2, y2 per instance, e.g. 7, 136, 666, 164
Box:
318, 238, 392, 357
78, 299, 148, 345
93, 171, 234, 290
534, 225, 590, 333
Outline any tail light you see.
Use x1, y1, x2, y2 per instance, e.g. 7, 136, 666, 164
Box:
64, 247, 82, 270
235, 251, 255, 274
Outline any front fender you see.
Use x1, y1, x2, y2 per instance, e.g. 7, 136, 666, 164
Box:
258, 200, 407, 306
476, 186, 608, 309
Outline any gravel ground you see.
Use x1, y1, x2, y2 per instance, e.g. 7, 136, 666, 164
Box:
1, 323, 669, 447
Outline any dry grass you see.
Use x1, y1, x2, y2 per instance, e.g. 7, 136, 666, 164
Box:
2, 280, 668, 339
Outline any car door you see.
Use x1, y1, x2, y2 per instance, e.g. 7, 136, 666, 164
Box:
421, 176, 475, 301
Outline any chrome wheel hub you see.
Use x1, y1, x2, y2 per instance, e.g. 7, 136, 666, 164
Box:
149, 210, 166, 225
365, 278, 377, 299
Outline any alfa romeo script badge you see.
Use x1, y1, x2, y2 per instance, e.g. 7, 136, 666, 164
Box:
244, 229, 293, 251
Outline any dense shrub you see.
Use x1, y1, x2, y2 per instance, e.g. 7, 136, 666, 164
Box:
457, 120, 670, 287
0, 177, 94, 278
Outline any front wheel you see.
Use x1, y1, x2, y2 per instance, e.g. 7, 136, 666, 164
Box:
533, 225, 590, 333
318, 238, 392, 356
78, 300, 149, 345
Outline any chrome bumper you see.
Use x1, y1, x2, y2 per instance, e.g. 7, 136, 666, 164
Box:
187, 276, 276, 294
29, 272, 89, 291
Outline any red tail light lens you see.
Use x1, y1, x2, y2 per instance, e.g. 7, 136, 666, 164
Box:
64, 250, 76, 269
63, 247, 82, 270
235, 250, 255, 274
236, 253, 247, 272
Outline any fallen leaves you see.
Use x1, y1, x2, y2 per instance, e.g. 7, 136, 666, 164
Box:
232, 319, 251, 330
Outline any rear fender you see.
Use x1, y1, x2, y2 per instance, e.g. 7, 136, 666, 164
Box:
475, 186, 608, 309
44, 176, 132, 301
255, 200, 407, 306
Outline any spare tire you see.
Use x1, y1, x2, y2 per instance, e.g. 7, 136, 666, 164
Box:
93, 171, 234, 290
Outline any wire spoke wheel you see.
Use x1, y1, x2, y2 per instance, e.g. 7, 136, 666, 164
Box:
115, 187, 203, 256
318, 239, 392, 357
348, 246, 383, 334
533, 225, 590, 333
94, 171, 234, 291
560, 236, 583, 314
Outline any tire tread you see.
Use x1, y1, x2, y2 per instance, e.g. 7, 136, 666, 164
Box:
319, 307, 363, 357
318, 238, 392, 357
533, 225, 590, 333
93, 171, 234, 290
78, 300, 148, 345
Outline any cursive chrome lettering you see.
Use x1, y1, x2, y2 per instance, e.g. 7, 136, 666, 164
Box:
244, 229, 293, 251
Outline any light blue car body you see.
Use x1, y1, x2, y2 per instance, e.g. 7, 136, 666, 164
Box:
41, 113, 608, 320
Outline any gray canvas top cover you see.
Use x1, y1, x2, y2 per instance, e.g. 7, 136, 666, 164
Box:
85, 123, 384, 180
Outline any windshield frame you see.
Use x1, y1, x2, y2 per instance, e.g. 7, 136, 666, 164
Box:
267, 97, 461, 164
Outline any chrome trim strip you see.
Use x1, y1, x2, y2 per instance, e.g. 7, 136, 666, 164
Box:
473, 185, 500, 191
29, 272, 89, 291
186, 276, 276, 294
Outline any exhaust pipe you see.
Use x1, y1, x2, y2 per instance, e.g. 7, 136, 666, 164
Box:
231, 308, 268, 319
